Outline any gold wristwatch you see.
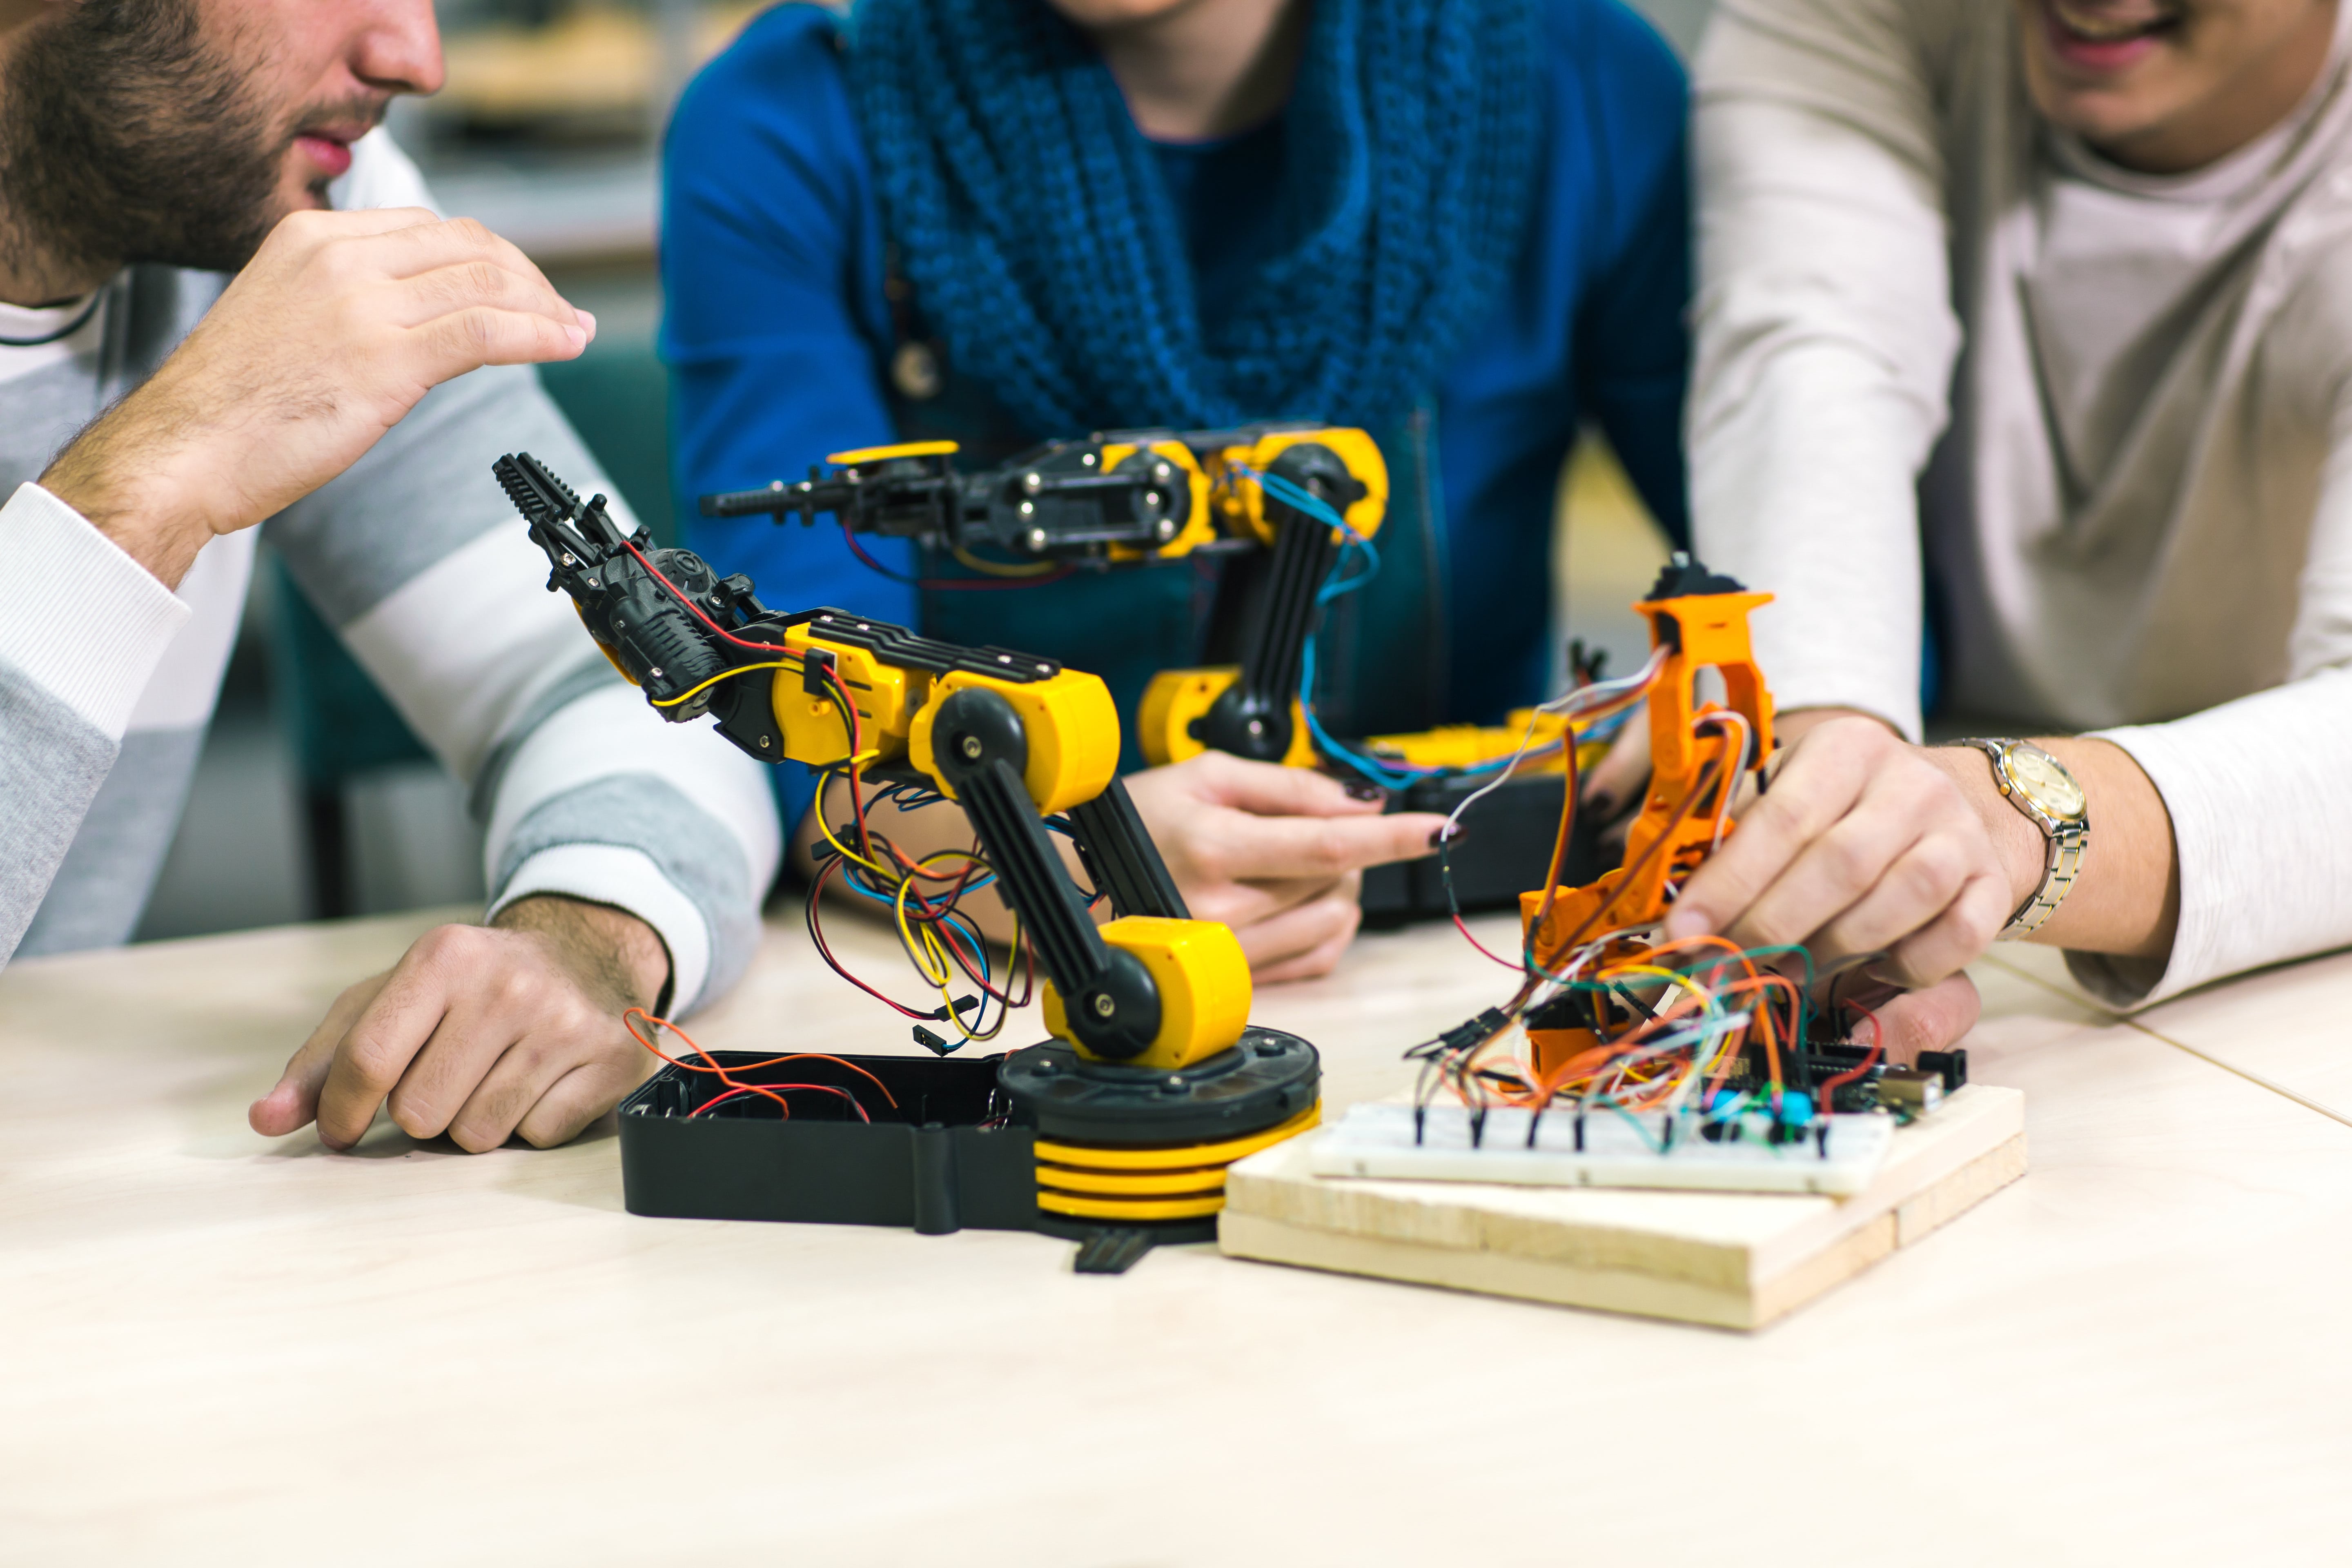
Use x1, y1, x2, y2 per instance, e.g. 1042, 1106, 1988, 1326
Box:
1950, 739, 2089, 940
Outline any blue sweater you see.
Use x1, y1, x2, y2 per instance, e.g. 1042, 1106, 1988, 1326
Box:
664, 0, 1690, 826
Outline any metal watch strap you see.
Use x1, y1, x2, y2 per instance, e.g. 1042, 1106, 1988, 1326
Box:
1951, 738, 2088, 940
2004, 816, 2087, 939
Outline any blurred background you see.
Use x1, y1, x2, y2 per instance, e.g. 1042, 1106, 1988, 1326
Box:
137, 0, 1715, 943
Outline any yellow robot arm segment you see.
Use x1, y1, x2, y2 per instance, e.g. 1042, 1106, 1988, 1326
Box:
1207, 426, 1389, 548
1136, 667, 1318, 770
824, 439, 960, 466
1098, 440, 1218, 562
909, 666, 1123, 817
769, 620, 929, 768
1361, 708, 1576, 772
1038, 915, 1252, 1072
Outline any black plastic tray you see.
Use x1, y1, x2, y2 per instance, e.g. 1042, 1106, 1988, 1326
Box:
617, 1050, 1038, 1235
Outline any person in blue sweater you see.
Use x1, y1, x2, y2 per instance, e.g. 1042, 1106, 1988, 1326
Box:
664, 0, 1690, 981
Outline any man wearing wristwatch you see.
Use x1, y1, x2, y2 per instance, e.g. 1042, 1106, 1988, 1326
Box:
1949, 741, 2091, 943
1579, 0, 2344, 1060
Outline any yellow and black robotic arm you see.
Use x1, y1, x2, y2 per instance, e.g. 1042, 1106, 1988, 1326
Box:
500, 453, 1320, 1266
499, 449, 1253, 1073
697, 434, 1221, 566
698, 424, 1390, 767
693, 425, 1592, 925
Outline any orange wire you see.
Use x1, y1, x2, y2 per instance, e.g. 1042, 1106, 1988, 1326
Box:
623, 1007, 902, 1116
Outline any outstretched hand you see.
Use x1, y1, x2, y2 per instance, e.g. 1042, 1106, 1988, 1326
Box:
1124, 752, 1447, 982
249, 897, 668, 1153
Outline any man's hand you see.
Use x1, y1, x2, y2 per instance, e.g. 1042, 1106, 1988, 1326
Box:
43, 207, 592, 588
1833, 973, 1984, 1066
1124, 752, 1447, 982
1666, 716, 2020, 989
248, 896, 670, 1153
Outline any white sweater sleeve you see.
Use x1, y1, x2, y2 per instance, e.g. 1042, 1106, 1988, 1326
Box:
0, 483, 192, 963
1688, 0, 1964, 740
2077, 339, 2352, 1006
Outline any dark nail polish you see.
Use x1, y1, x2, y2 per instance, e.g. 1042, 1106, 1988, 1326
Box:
1343, 780, 1386, 802
1429, 826, 1468, 851
1585, 791, 1617, 820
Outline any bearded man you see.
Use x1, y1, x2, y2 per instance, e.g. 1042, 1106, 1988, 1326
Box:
0, 0, 780, 1151
1600, 0, 2349, 1052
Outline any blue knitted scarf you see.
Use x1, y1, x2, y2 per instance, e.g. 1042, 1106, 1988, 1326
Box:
845, 0, 1541, 435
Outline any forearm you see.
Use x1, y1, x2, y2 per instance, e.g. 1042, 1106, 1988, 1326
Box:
0, 483, 200, 963
1691, 0, 1959, 738
335, 382, 784, 1021
1921, 739, 2179, 960
40, 379, 225, 589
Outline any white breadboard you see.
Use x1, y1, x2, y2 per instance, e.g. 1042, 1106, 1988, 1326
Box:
1307, 1102, 1899, 1196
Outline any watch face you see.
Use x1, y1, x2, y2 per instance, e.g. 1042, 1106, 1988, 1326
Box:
2007, 746, 2086, 819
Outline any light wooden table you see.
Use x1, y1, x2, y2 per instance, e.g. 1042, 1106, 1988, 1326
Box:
4, 911, 2350, 1566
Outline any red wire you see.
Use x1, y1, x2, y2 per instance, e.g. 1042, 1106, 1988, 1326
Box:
621, 539, 789, 654
1453, 911, 1526, 972
935, 914, 1022, 1007
817, 665, 879, 863
694, 1084, 873, 1123
805, 858, 947, 1019
1817, 1003, 1887, 1108
622, 1008, 902, 1119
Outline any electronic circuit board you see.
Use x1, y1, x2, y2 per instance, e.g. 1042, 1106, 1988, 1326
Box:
1309, 1102, 1898, 1196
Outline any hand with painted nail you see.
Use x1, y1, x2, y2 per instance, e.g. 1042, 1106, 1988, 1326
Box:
1664, 715, 2022, 993
1122, 753, 1451, 982
1578, 701, 1652, 851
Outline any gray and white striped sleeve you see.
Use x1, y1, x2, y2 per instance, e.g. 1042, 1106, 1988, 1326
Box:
254, 130, 783, 1014
0, 483, 193, 964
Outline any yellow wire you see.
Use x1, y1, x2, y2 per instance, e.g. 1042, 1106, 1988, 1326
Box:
895, 875, 954, 988
1601, 963, 1717, 1013
951, 545, 1062, 578
650, 659, 793, 709
813, 767, 897, 877
886, 847, 1023, 1044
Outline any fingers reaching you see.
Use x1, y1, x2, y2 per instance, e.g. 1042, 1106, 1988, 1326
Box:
1580, 701, 1651, 823
260, 917, 653, 1154
1194, 808, 1449, 883
248, 969, 389, 1138
1662, 718, 2009, 989
1183, 752, 1390, 818
1236, 879, 1364, 983
1666, 725, 1874, 944
1846, 973, 1983, 1065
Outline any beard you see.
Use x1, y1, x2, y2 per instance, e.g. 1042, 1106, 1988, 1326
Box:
0, 0, 342, 283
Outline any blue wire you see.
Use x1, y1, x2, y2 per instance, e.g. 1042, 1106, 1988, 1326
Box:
1246, 465, 1568, 791
1238, 466, 1423, 788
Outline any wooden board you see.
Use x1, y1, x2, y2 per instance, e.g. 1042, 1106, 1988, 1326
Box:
1220, 1083, 2027, 1330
